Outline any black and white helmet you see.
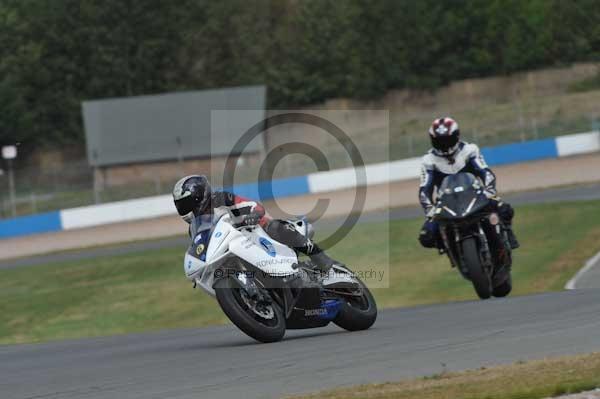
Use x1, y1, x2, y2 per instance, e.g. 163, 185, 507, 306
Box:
172, 175, 211, 223
429, 117, 460, 156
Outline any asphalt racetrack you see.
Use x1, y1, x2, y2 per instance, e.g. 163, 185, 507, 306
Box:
3, 183, 600, 399
3, 290, 600, 399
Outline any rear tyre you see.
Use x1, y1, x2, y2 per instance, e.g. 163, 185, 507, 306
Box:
214, 277, 285, 343
493, 275, 512, 298
333, 277, 377, 331
461, 237, 492, 300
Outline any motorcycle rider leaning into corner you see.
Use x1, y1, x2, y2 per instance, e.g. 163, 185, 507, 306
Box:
418, 117, 520, 251
172, 175, 342, 272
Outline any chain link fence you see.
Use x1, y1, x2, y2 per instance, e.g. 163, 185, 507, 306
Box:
1, 90, 599, 219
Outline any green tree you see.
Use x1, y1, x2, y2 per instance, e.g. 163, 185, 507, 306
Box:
1, 0, 599, 152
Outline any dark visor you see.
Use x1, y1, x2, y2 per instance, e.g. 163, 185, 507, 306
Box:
175, 195, 196, 216
432, 134, 458, 152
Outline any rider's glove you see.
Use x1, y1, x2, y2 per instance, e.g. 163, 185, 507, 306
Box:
241, 212, 261, 226
425, 207, 436, 220
483, 189, 500, 201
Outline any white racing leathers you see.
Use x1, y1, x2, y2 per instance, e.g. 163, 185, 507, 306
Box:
419, 142, 496, 215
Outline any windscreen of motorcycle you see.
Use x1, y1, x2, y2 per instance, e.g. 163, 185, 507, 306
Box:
183, 215, 214, 279
436, 173, 488, 219
205, 216, 233, 261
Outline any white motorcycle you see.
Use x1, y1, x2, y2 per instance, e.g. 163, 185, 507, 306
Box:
183, 207, 377, 343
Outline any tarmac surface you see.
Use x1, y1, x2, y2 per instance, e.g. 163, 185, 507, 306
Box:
3, 289, 600, 399
4, 168, 600, 398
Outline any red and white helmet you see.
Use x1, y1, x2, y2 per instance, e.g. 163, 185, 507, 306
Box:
428, 117, 460, 156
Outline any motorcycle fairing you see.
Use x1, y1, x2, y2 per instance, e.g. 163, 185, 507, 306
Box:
320, 266, 361, 289
435, 173, 489, 220
229, 225, 298, 277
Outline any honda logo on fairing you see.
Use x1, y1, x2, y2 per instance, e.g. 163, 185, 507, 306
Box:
304, 308, 327, 316
255, 258, 294, 268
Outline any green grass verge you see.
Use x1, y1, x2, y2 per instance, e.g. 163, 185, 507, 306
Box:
290, 352, 600, 399
2, 200, 600, 344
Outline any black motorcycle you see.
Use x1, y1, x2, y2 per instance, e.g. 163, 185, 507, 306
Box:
433, 173, 513, 299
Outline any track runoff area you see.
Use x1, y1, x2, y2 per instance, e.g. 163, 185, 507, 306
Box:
3, 181, 600, 398
4, 139, 600, 398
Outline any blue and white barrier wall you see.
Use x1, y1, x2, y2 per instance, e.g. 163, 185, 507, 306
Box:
1, 130, 599, 239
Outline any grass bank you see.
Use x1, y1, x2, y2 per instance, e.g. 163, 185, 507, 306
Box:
290, 352, 600, 399
2, 200, 600, 344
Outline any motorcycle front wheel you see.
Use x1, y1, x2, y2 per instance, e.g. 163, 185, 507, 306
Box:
333, 276, 377, 331
214, 277, 286, 343
461, 237, 492, 299
493, 274, 512, 297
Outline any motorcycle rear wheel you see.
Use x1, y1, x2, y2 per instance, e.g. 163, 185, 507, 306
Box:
214, 277, 285, 343
461, 237, 492, 300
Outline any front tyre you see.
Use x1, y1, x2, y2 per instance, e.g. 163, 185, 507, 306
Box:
461, 237, 492, 300
214, 277, 285, 343
333, 277, 377, 331
493, 274, 512, 298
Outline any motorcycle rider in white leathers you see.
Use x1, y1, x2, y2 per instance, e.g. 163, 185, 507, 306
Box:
172, 175, 341, 271
418, 117, 520, 250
